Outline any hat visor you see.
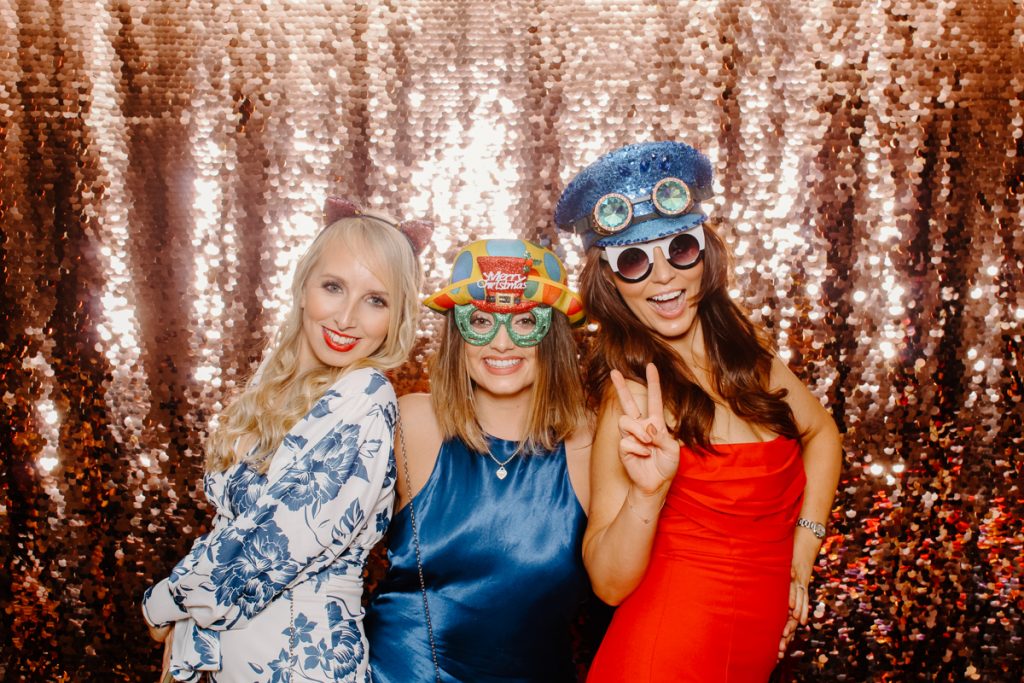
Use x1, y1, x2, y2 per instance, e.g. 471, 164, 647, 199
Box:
424, 278, 586, 326
594, 212, 707, 248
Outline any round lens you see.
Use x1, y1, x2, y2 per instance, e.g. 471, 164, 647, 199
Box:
653, 178, 692, 216
668, 233, 702, 269
614, 247, 652, 281
469, 311, 495, 332
594, 194, 632, 233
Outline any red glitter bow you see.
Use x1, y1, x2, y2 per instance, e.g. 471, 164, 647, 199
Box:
324, 196, 434, 256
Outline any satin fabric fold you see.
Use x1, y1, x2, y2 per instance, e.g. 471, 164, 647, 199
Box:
366, 436, 589, 682
588, 437, 806, 683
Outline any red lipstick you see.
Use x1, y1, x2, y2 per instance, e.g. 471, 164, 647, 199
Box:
323, 327, 359, 352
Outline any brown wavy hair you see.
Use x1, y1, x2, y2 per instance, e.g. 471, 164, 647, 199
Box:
579, 220, 799, 454
429, 309, 586, 455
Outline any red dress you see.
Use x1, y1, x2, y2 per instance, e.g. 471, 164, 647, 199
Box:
587, 437, 806, 683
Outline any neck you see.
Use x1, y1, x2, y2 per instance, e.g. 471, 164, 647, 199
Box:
669, 318, 709, 376
473, 386, 533, 441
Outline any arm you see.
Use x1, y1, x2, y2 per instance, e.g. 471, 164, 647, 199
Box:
393, 392, 443, 511
772, 357, 843, 651
143, 369, 398, 631
582, 365, 680, 605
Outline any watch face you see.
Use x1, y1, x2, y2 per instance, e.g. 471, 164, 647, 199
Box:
799, 519, 826, 538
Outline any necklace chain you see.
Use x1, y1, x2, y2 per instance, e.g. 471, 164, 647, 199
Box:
288, 589, 296, 676
486, 450, 517, 467
485, 449, 517, 479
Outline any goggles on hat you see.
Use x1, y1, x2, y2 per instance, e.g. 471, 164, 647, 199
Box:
600, 228, 705, 282
590, 177, 705, 236
454, 304, 552, 347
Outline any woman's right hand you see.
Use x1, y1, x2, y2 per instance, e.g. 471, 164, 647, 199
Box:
610, 363, 680, 495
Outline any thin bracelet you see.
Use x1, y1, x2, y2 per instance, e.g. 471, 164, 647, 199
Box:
625, 489, 662, 525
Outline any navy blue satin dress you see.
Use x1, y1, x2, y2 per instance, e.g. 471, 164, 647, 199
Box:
365, 435, 589, 682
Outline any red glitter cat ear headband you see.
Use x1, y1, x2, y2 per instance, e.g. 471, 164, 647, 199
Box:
324, 196, 434, 256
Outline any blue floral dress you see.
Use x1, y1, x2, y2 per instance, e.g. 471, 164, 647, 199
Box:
142, 367, 397, 682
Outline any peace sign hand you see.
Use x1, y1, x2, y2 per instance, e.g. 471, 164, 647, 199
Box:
610, 363, 680, 496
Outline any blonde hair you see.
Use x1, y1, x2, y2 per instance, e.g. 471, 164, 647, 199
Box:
429, 310, 585, 455
206, 215, 422, 473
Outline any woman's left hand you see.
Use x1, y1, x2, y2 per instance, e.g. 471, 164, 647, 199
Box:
778, 564, 810, 659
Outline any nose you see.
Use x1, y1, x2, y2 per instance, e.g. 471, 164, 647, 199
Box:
489, 322, 515, 351
334, 298, 358, 330
649, 247, 674, 283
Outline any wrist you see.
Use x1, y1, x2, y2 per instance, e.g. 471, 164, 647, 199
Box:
624, 485, 667, 524
790, 536, 821, 584
796, 517, 826, 540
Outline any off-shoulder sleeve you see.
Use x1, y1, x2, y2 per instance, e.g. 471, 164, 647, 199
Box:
142, 368, 397, 630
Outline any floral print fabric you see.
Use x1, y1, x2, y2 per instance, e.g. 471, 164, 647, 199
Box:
142, 367, 397, 682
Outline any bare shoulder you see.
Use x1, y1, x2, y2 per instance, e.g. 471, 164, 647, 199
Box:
397, 393, 440, 433
394, 392, 443, 506
564, 418, 595, 513
564, 419, 595, 463
768, 355, 801, 388
768, 356, 837, 433
395, 392, 442, 463
768, 356, 817, 403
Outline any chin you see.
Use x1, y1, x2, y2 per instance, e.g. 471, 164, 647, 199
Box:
647, 314, 697, 340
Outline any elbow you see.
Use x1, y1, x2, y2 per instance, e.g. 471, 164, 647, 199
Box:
582, 531, 643, 606
591, 582, 628, 607
583, 556, 633, 606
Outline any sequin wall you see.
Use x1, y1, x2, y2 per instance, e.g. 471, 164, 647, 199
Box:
1, 0, 1022, 680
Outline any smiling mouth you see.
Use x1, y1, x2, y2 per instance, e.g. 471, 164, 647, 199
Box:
647, 289, 688, 315
483, 358, 523, 371
323, 327, 359, 352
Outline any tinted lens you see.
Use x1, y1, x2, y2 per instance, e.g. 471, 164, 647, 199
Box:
653, 178, 692, 216
668, 233, 701, 268
614, 247, 652, 281
595, 194, 631, 232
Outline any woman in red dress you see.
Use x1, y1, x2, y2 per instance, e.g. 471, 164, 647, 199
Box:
555, 141, 843, 682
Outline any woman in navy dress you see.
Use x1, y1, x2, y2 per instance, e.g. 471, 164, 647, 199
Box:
142, 198, 429, 682
365, 238, 594, 682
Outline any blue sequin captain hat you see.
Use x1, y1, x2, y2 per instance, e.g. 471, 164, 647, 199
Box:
554, 141, 714, 249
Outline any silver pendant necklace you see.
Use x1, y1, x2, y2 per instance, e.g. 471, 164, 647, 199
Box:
486, 450, 517, 479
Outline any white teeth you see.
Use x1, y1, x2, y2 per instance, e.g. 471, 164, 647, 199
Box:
484, 358, 521, 369
650, 290, 683, 302
325, 328, 356, 345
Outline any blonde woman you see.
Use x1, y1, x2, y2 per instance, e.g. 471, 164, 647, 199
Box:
142, 198, 429, 682
365, 238, 595, 682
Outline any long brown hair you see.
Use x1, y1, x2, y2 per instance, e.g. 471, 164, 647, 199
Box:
429, 309, 586, 455
580, 220, 798, 454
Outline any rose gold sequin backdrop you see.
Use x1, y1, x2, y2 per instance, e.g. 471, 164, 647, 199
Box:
1, 0, 1022, 680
